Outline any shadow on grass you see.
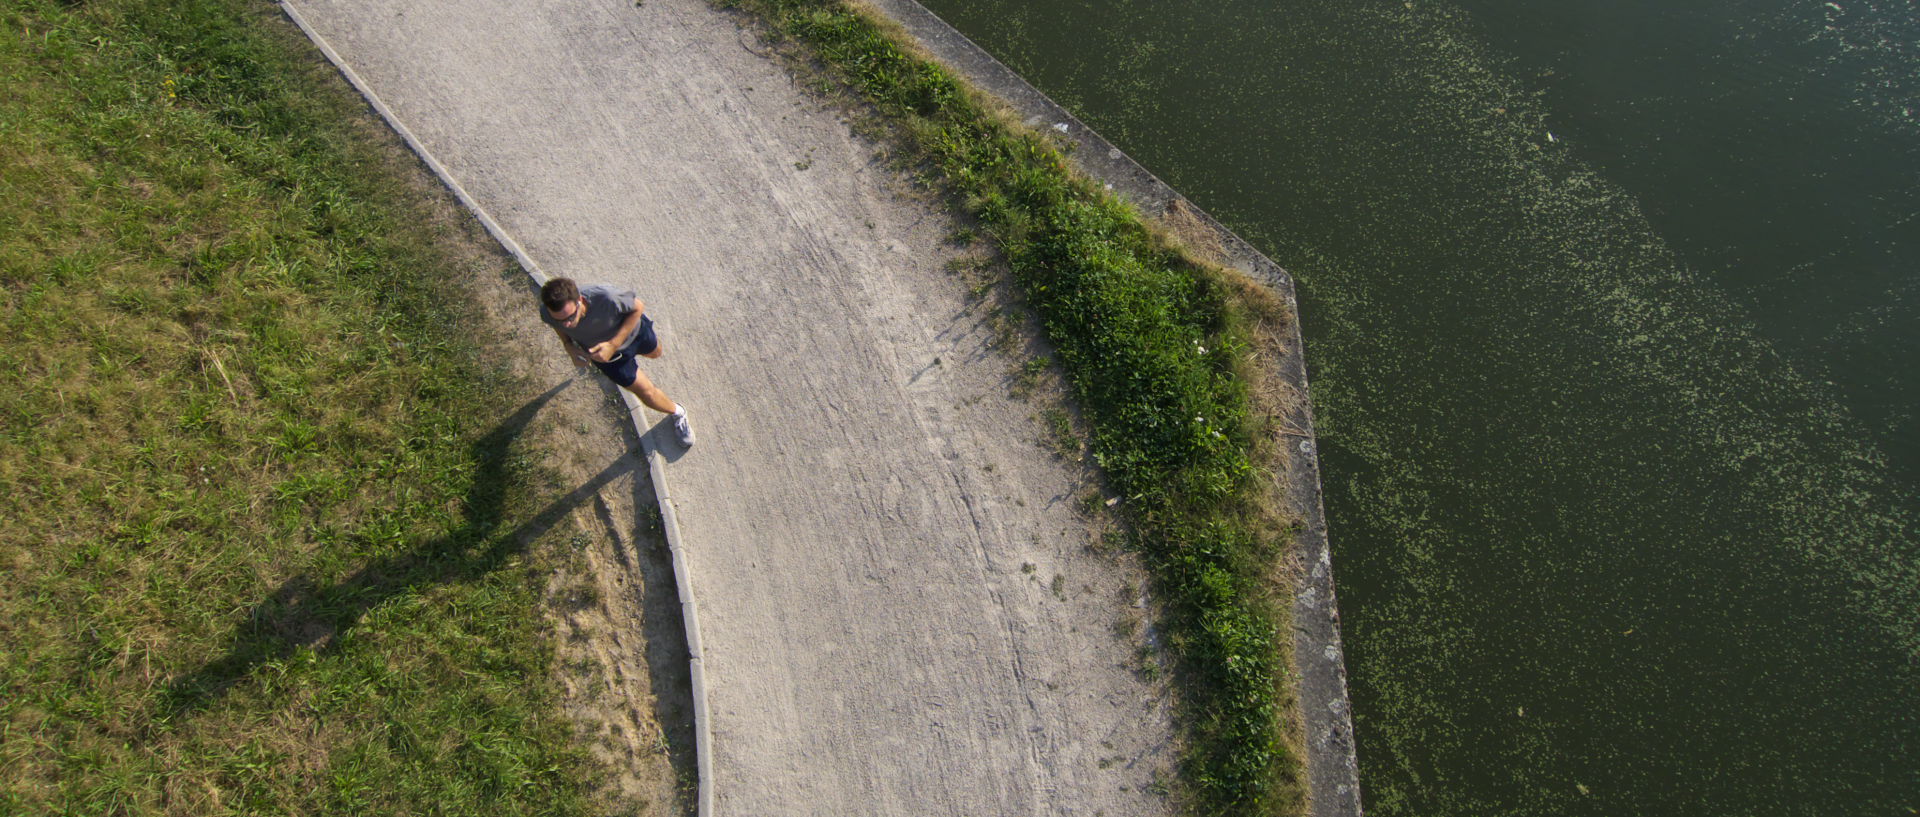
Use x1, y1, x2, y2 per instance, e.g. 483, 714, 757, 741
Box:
155, 379, 639, 721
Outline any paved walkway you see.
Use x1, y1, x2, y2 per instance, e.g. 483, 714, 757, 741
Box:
283, 0, 1177, 814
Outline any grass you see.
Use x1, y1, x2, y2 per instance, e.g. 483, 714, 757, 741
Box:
713, 0, 1309, 812
1010, 354, 1049, 400
0, 0, 623, 813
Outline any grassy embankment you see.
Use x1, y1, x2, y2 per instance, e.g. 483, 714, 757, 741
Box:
1, 1, 621, 813
722, 1, 1309, 813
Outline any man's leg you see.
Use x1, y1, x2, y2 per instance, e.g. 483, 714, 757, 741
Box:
623, 367, 678, 415
594, 346, 693, 446
629, 368, 696, 447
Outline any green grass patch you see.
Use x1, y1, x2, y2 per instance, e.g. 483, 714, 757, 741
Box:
0, 1, 618, 813
716, 1, 1307, 812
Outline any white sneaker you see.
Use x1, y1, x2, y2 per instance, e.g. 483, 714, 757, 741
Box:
671, 409, 695, 448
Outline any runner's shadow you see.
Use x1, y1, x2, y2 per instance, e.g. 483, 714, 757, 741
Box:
155, 380, 638, 719
646, 417, 692, 464
617, 432, 700, 810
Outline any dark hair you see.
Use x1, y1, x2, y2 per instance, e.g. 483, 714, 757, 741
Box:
540, 277, 580, 312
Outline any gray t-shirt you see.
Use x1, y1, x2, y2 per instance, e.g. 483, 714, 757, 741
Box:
540, 284, 638, 350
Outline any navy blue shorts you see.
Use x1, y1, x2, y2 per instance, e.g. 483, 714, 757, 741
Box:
590, 315, 657, 387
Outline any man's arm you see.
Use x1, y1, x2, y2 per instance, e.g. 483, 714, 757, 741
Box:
553, 326, 589, 367
588, 298, 648, 361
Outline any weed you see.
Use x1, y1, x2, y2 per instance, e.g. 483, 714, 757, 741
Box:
945, 253, 994, 276
1076, 487, 1106, 518
1010, 355, 1048, 400
562, 580, 603, 610
1040, 408, 1077, 459
1135, 645, 1162, 681
986, 307, 1020, 350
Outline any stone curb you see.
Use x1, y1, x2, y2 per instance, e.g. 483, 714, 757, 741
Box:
275, 4, 716, 816
857, 2, 1366, 813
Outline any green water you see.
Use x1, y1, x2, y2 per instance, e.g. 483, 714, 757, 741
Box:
911, 0, 1920, 814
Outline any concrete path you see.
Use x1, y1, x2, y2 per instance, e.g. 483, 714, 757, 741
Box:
281, 0, 1178, 814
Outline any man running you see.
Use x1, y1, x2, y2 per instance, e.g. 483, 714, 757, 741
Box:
539, 277, 694, 447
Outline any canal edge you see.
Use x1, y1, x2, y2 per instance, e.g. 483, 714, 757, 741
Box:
857, 2, 1365, 813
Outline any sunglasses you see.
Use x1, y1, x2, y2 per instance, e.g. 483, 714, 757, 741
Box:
550, 298, 586, 327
